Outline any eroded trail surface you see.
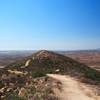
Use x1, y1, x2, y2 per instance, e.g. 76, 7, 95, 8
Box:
47, 74, 99, 100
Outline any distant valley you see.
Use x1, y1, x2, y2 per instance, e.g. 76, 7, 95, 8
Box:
59, 50, 100, 71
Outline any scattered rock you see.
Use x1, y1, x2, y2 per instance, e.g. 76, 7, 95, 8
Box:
8, 70, 27, 75
25, 59, 31, 67
18, 87, 26, 97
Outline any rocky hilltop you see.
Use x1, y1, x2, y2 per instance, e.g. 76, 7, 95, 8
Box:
6, 50, 100, 81
0, 50, 100, 100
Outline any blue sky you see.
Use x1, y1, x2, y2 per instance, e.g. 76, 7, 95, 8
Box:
0, 0, 100, 50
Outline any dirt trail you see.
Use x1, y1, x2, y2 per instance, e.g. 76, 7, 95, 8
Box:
47, 74, 99, 100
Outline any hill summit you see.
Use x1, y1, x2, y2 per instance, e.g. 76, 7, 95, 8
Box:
34, 50, 54, 57
33, 50, 65, 60
6, 50, 100, 81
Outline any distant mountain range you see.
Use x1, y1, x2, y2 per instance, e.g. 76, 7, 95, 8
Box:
97, 48, 100, 50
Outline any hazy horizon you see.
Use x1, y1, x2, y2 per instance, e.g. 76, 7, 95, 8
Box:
0, 48, 99, 51
0, 0, 100, 50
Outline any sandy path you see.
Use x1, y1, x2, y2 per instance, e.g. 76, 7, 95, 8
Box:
47, 74, 99, 100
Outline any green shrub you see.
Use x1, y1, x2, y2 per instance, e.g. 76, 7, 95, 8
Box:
85, 69, 100, 81
6, 94, 25, 100
31, 71, 46, 78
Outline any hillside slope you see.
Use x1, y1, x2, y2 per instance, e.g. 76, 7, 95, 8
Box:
6, 50, 100, 82
0, 50, 100, 100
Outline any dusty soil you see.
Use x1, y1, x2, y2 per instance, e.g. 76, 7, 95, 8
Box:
47, 74, 100, 100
